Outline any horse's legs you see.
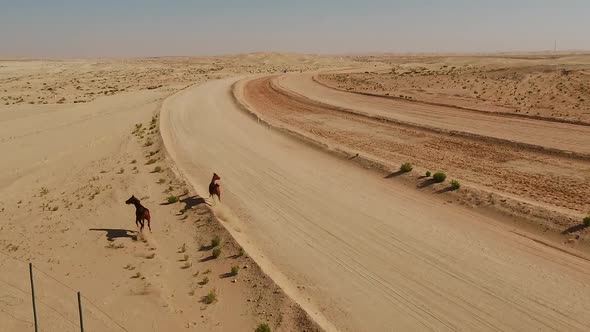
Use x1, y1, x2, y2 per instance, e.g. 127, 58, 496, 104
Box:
147, 216, 151, 232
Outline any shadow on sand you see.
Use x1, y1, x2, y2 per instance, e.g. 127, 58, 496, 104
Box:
90, 228, 137, 241
417, 178, 436, 189
385, 170, 405, 178
561, 224, 589, 235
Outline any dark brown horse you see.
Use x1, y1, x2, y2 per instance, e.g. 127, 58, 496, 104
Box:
208, 173, 221, 202
125, 195, 151, 232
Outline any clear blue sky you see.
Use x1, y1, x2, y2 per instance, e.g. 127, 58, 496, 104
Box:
0, 0, 588, 57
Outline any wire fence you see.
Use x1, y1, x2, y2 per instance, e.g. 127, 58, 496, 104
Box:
0, 249, 128, 332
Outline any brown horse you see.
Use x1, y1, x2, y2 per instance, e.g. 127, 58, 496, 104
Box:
125, 195, 151, 232
208, 173, 221, 202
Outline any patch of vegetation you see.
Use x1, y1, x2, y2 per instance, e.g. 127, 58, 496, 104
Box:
425, 171, 431, 177
450, 180, 461, 190
211, 235, 221, 247
146, 158, 157, 165
144, 139, 153, 147
40, 187, 49, 196
167, 195, 179, 204
117, 168, 124, 174
433, 172, 447, 183
237, 247, 244, 257
230, 265, 239, 276
255, 323, 271, 332
153, 166, 162, 173
157, 178, 166, 184
584, 216, 590, 227
399, 162, 413, 173
212, 248, 222, 259
203, 289, 216, 304
203, 269, 211, 274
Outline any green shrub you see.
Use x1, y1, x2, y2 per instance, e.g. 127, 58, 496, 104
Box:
204, 289, 216, 304
433, 172, 447, 183
584, 216, 590, 227
255, 323, 271, 332
212, 248, 222, 258
230, 266, 239, 276
450, 180, 461, 190
425, 171, 431, 177
399, 162, 413, 173
211, 235, 221, 247
167, 195, 179, 204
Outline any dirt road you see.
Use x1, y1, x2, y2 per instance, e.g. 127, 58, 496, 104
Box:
277, 73, 590, 157
160, 77, 590, 331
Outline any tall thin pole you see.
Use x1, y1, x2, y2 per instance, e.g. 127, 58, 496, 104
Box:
77, 291, 84, 332
29, 263, 39, 332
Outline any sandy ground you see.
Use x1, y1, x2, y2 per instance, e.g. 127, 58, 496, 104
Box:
241, 73, 590, 238
161, 76, 590, 331
2, 53, 590, 332
0, 55, 353, 331
318, 54, 590, 123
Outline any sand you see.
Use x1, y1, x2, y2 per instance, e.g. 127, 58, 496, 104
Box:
160, 76, 590, 331
0, 55, 351, 331
2, 53, 590, 331
319, 55, 590, 123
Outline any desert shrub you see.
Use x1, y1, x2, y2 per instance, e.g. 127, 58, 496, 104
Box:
584, 216, 590, 227
425, 171, 431, 177
153, 166, 162, 173
212, 248, 222, 258
433, 172, 447, 183
399, 163, 413, 173
167, 195, 179, 204
130, 159, 137, 164
146, 158, 157, 165
157, 178, 166, 184
237, 247, 244, 257
211, 235, 221, 247
450, 180, 461, 190
230, 266, 239, 276
255, 323, 271, 332
204, 289, 216, 304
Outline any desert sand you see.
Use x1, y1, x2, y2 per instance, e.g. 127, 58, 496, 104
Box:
2, 53, 590, 332
0, 54, 350, 331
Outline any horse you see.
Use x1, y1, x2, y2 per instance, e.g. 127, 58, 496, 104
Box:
125, 195, 151, 232
208, 173, 221, 202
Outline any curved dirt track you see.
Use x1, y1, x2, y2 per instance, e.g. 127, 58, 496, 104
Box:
277, 73, 590, 156
160, 77, 590, 331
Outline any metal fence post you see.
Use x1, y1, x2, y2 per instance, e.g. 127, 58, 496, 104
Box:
78, 291, 84, 332
29, 263, 39, 332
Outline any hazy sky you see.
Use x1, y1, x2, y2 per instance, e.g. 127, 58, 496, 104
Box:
0, 0, 588, 57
